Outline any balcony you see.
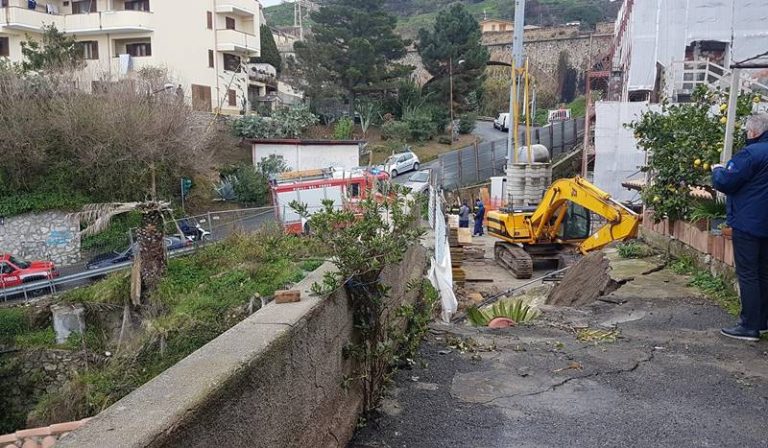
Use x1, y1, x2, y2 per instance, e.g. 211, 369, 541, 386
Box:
217, 29, 259, 55
216, 0, 259, 17
1, 6, 153, 34
99, 10, 154, 33
2, 7, 65, 32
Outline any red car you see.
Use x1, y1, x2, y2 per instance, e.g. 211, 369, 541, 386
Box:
0, 254, 59, 288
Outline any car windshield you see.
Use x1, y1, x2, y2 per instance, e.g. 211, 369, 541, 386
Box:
409, 172, 430, 182
9, 256, 30, 269
385, 156, 398, 165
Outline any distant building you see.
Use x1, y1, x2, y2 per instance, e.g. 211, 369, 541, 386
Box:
0, 0, 264, 115
480, 19, 512, 33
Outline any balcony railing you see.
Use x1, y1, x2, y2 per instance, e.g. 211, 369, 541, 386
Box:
1, 6, 153, 34
217, 29, 259, 55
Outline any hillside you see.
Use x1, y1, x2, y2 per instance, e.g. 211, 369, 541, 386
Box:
264, 0, 621, 37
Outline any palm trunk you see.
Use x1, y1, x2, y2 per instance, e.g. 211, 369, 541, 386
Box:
135, 202, 167, 302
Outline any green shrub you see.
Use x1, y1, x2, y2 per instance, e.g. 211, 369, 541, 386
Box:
458, 113, 477, 134
232, 107, 319, 139
231, 165, 270, 205
405, 115, 436, 142
381, 120, 410, 142
0, 308, 28, 342
333, 116, 354, 140
81, 212, 140, 253
437, 135, 452, 145
617, 241, 654, 259
426, 105, 450, 134
0, 191, 91, 218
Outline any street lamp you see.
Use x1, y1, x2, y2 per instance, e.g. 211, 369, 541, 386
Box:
449, 58, 466, 142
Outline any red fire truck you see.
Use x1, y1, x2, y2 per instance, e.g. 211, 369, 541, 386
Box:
271, 167, 390, 234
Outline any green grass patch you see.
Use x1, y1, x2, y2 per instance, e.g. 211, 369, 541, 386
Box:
669, 255, 740, 316
30, 227, 328, 425
617, 241, 655, 259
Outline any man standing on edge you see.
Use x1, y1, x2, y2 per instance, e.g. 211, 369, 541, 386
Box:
712, 113, 768, 342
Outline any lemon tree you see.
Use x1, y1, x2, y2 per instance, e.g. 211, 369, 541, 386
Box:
628, 86, 757, 220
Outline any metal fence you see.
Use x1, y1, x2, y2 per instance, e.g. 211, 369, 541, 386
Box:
439, 118, 584, 189
2, 207, 277, 300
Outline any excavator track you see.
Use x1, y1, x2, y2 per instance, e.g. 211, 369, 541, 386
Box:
494, 242, 533, 279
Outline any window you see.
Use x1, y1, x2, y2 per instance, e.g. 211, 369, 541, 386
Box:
125, 42, 151, 57
349, 183, 361, 198
0, 263, 13, 275
491, 24, 496, 31
124, 0, 150, 11
208, 49, 214, 68
227, 89, 237, 107
0, 37, 9, 57
500, 24, 506, 31
223, 53, 241, 71
77, 41, 99, 60
0, 0, 8, 7
72, 0, 97, 14
225, 17, 235, 30
206, 11, 213, 29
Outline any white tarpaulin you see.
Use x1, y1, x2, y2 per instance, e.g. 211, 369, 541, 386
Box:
593, 101, 661, 203
426, 187, 457, 322
626, 0, 768, 91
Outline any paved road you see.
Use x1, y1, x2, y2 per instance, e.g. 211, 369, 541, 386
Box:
350, 251, 768, 448
474, 119, 507, 143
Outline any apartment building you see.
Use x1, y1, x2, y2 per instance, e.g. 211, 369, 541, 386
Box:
0, 0, 262, 114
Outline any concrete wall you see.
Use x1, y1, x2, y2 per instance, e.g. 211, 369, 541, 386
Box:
0, 211, 80, 266
58, 244, 427, 448
252, 140, 362, 172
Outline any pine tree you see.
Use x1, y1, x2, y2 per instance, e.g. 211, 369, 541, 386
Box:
417, 3, 489, 113
294, 0, 410, 112
252, 25, 282, 74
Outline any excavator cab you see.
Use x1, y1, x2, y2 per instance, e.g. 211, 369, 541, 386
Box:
559, 203, 591, 241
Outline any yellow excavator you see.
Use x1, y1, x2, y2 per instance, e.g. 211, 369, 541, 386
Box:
487, 177, 640, 279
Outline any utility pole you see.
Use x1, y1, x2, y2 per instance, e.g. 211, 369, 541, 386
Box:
507, 0, 526, 163
450, 57, 454, 143
722, 68, 741, 163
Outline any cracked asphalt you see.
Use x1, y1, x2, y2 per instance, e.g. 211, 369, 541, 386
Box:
349, 253, 768, 448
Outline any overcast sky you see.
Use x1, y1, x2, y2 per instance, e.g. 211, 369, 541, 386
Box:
261, 0, 282, 7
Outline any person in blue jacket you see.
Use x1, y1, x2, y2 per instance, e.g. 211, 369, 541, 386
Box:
473, 200, 485, 236
712, 113, 768, 342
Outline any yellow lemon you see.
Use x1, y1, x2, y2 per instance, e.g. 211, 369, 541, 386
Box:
653, 196, 661, 203
703, 163, 710, 170
720, 116, 728, 124
720, 104, 728, 111
754, 96, 762, 104
694, 159, 702, 167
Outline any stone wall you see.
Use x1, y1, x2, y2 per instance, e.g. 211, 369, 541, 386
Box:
58, 244, 428, 448
0, 349, 96, 431
0, 211, 81, 266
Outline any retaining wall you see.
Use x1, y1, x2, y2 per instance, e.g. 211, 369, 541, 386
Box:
0, 211, 80, 266
57, 245, 427, 448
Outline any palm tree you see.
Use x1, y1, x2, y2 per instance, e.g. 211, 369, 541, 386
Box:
76, 201, 178, 305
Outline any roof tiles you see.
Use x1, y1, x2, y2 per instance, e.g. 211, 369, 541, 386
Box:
0, 419, 90, 448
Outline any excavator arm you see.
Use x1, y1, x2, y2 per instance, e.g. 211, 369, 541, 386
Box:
528, 177, 640, 254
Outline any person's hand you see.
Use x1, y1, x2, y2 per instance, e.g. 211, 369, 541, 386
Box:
711, 163, 725, 171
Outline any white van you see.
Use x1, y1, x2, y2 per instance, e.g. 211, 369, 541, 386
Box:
494, 113, 510, 131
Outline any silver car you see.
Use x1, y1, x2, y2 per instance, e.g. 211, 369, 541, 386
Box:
383, 151, 420, 178
402, 170, 431, 195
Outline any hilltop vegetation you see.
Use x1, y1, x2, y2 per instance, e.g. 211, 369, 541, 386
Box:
265, 0, 621, 37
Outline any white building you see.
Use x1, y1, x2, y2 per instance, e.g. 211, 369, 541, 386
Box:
0, 0, 264, 114
251, 139, 362, 172
591, 0, 768, 202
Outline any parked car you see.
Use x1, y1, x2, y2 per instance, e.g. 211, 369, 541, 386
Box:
0, 254, 58, 288
383, 151, 420, 178
494, 113, 510, 131
402, 169, 432, 195
86, 237, 190, 270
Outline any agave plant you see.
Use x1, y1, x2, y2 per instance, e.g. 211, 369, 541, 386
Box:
466, 299, 539, 327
